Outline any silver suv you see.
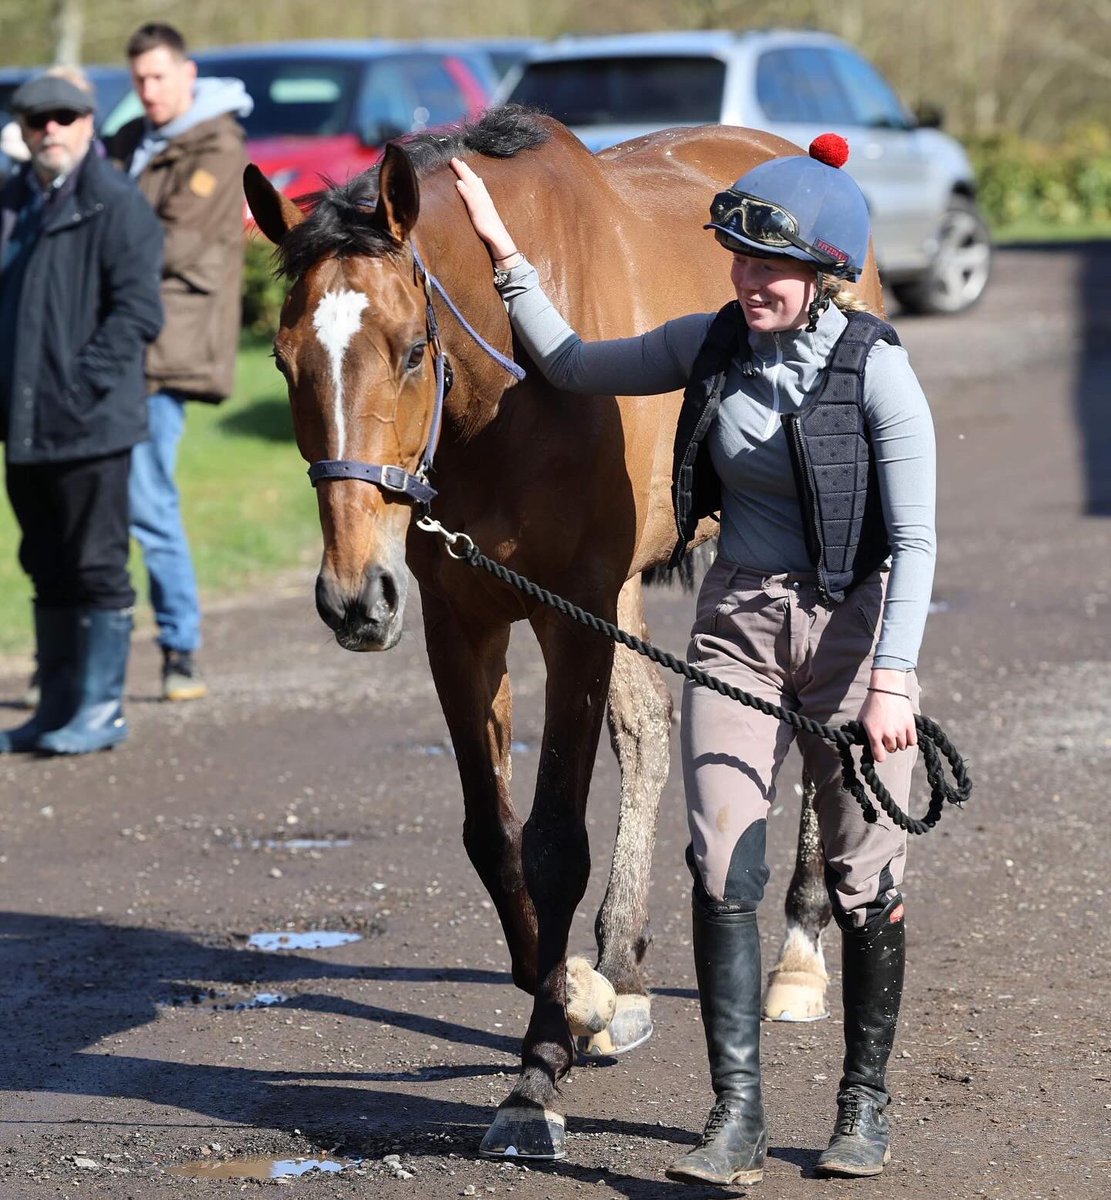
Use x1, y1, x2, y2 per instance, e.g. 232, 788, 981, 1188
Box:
500, 29, 991, 314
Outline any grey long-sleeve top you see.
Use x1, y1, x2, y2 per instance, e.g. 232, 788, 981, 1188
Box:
495, 258, 937, 671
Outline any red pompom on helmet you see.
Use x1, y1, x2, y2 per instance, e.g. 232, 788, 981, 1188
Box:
809, 133, 850, 168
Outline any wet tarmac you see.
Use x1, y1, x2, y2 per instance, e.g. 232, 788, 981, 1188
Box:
1, 244, 1109, 1198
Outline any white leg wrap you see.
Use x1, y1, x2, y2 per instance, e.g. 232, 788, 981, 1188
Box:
762, 925, 830, 1022
565, 955, 617, 1036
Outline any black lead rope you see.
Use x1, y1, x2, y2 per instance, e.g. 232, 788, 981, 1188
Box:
416, 517, 972, 835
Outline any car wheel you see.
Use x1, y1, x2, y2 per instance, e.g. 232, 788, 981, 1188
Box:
891, 194, 993, 315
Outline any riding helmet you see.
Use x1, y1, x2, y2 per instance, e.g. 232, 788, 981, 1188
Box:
705, 134, 870, 280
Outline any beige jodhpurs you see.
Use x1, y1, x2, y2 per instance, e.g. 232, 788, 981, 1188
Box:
680, 557, 920, 925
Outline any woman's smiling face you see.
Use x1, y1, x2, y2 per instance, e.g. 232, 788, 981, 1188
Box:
729, 252, 818, 333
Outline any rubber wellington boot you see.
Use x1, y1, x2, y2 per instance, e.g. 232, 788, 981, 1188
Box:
0, 607, 79, 753
666, 896, 767, 1186
816, 898, 906, 1178
37, 608, 133, 755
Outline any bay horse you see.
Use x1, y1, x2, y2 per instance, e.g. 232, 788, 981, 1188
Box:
243, 106, 885, 1159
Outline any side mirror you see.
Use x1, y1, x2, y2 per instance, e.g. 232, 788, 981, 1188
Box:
913, 102, 944, 130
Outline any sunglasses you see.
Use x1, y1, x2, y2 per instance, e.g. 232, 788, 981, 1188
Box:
708, 189, 847, 273
24, 109, 85, 131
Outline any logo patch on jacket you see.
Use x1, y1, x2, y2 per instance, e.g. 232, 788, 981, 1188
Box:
189, 168, 217, 198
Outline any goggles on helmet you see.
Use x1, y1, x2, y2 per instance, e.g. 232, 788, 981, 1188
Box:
706, 188, 850, 275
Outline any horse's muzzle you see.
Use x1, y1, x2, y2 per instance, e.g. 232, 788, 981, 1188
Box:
315, 566, 405, 651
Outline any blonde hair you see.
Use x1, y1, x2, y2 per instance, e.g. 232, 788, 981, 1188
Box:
825, 276, 875, 315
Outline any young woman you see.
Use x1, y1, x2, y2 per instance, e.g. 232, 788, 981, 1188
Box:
452, 134, 936, 1185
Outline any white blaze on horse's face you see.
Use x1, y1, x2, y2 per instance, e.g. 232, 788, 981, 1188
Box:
311, 288, 370, 458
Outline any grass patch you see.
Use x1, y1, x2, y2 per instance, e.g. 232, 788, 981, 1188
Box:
0, 334, 320, 657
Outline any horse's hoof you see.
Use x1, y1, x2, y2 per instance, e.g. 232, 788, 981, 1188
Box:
565, 956, 617, 1037
479, 1106, 566, 1159
576, 993, 653, 1060
762, 968, 829, 1022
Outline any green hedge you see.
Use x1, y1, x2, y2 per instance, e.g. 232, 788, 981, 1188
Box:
241, 236, 287, 335
968, 124, 1111, 230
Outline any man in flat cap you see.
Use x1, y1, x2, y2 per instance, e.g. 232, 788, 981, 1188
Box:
0, 73, 163, 755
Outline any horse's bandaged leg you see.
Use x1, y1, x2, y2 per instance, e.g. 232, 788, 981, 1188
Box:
575, 993, 654, 1058
762, 925, 830, 1022
565, 955, 617, 1036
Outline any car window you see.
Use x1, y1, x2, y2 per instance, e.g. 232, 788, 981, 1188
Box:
510, 56, 726, 126
354, 55, 464, 141
195, 58, 361, 139
756, 48, 855, 126
366, 55, 471, 134
0, 81, 28, 117
100, 90, 142, 138
827, 48, 911, 129
84, 68, 133, 131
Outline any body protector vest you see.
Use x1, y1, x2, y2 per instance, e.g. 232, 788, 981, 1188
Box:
669, 302, 900, 605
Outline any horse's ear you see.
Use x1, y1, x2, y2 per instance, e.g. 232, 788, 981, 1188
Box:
374, 143, 420, 244
243, 163, 304, 245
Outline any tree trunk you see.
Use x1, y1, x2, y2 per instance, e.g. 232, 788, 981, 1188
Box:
52, 0, 83, 66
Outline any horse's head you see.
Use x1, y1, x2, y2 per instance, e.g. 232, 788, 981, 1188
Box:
245, 147, 437, 652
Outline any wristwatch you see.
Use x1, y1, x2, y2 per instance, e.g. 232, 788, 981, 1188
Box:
493, 266, 511, 288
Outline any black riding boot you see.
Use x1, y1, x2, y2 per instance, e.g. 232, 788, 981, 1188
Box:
666, 896, 767, 1186
0, 607, 78, 753
37, 608, 132, 755
816, 898, 906, 1177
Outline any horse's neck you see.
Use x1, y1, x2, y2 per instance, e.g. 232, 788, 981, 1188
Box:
418, 176, 532, 443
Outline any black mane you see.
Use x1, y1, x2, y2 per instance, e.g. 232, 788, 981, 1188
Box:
276, 105, 552, 280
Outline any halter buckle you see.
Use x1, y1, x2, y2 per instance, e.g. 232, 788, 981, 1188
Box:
379, 465, 409, 493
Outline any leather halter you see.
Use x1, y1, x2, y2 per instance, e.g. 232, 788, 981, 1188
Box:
306, 243, 525, 509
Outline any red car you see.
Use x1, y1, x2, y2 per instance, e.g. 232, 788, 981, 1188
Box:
200, 41, 495, 203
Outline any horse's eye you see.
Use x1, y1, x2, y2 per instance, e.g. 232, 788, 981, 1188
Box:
272, 349, 291, 378
405, 341, 427, 371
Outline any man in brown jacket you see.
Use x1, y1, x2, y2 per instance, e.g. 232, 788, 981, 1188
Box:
107, 22, 251, 700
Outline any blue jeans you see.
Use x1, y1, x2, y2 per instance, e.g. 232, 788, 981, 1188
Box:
129, 391, 201, 653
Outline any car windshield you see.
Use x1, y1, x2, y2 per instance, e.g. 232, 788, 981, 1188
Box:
511, 56, 726, 126
196, 57, 361, 138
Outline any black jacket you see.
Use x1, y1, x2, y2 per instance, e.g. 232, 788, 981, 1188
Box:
670, 302, 898, 604
0, 152, 163, 463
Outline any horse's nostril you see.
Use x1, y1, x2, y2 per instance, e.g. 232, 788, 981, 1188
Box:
315, 573, 344, 630
379, 570, 398, 615
356, 568, 399, 626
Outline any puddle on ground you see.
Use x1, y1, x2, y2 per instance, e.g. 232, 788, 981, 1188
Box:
249, 838, 354, 851
165, 988, 288, 1011
246, 930, 362, 951
417, 740, 531, 756
169, 1155, 361, 1180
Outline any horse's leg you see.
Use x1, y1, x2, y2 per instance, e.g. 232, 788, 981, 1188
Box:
480, 608, 614, 1159
572, 575, 669, 1060
762, 771, 832, 1021
421, 594, 538, 993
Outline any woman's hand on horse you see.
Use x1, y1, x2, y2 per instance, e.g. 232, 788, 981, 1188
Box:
451, 158, 520, 267
859, 676, 917, 763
